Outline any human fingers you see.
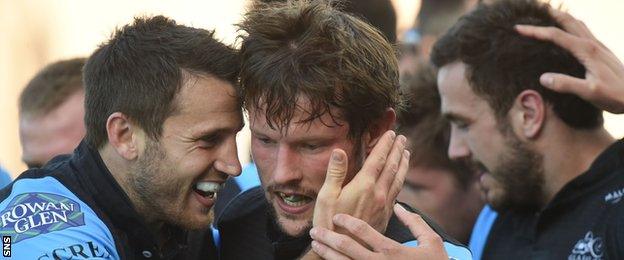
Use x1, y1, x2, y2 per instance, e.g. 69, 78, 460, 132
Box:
515, 25, 583, 57
332, 213, 397, 252
375, 135, 406, 196
394, 204, 444, 249
310, 226, 373, 260
314, 149, 349, 229
548, 8, 595, 40
358, 130, 396, 180
311, 241, 352, 260
389, 150, 410, 202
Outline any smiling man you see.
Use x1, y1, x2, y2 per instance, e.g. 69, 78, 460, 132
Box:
215, 1, 471, 259
0, 16, 242, 259
431, 0, 624, 258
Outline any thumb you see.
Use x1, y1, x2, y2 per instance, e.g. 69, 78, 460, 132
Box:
321, 149, 348, 196
314, 149, 348, 229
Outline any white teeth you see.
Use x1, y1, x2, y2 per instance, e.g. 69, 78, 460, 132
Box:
196, 182, 222, 193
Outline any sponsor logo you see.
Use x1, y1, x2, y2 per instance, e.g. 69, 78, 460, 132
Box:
0, 193, 85, 243
604, 187, 624, 204
568, 231, 604, 260
37, 241, 111, 259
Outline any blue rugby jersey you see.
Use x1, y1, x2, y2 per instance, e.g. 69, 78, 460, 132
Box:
0, 141, 216, 259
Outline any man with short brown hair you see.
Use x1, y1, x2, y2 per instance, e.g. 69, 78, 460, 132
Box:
18, 58, 86, 169
216, 1, 471, 259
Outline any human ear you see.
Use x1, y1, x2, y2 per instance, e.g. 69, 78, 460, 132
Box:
364, 108, 397, 154
105, 112, 142, 160
510, 90, 545, 139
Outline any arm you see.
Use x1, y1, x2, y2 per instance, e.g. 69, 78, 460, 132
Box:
309, 204, 448, 260
515, 9, 624, 113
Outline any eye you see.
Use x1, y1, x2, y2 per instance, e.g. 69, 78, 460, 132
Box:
301, 143, 320, 151
198, 134, 223, 148
451, 120, 470, 131
257, 136, 275, 145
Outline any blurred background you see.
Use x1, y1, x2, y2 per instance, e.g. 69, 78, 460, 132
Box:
1, 0, 623, 177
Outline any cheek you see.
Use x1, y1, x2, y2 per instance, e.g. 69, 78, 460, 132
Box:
300, 152, 332, 185
250, 143, 275, 181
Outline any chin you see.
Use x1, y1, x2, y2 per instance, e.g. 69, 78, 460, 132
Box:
276, 212, 312, 237
176, 207, 214, 231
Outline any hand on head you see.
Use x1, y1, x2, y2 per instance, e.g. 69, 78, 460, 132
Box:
515, 8, 624, 114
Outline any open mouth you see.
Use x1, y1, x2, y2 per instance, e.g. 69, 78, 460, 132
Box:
274, 191, 314, 215
194, 181, 223, 200
277, 192, 313, 207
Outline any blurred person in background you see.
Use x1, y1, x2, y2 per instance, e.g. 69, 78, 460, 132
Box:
399, 0, 470, 77
397, 63, 483, 244
18, 58, 86, 169
215, 1, 471, 259
432, 0, 624, 258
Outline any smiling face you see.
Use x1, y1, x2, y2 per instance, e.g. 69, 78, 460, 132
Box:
128, 75, 243, 230
249, 100, 364, 237
437, 62, 546, 212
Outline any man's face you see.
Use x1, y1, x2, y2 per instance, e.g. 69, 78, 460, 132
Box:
397, 164, 482, 242
249, 100, 363, 237
19, 91, 86, 168
129, 75, 243, 230
437, 62, 545, 212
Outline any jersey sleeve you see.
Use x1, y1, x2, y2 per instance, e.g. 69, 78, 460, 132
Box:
402, 240, 473, 260
0, 177, 120, 259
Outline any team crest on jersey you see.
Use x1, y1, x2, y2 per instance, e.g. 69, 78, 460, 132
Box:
604, 187, 624, 204
568, 231, 604, 260
0, 193, 85, 243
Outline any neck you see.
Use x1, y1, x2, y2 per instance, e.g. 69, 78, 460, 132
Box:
99, 145, 165, 238
539, 126, 614, 206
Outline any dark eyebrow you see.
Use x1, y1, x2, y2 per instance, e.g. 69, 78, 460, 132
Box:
443, 112, 470, 123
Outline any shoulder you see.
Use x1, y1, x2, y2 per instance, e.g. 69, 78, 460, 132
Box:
0, 176, 119, 259
216, 186, 267, 225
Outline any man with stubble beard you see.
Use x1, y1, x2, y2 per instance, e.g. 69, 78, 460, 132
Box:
430, 0, 624, 258
215, 1, 471, 259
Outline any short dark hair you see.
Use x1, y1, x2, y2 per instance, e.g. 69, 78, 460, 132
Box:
83, 15, 239, 148
19, 58, 86, 117
431, 0, 602, 129
239, 0, 402, 139
398, 63, 472, 189
258, 0, 397, 43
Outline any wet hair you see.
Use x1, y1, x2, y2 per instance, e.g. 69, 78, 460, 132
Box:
431, 0, 602, 129
239, 0, 402, 138
83, 15, 240, 148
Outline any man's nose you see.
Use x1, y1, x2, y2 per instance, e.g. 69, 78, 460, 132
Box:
272, 146, 302, 184
448, 130, 470, 160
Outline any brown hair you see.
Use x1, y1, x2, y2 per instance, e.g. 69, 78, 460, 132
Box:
431, 0, 602, 129
239, 0, 402, 138
83, 16, 240, 148
19, 58, 86, 117
398, 63, 473, 189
